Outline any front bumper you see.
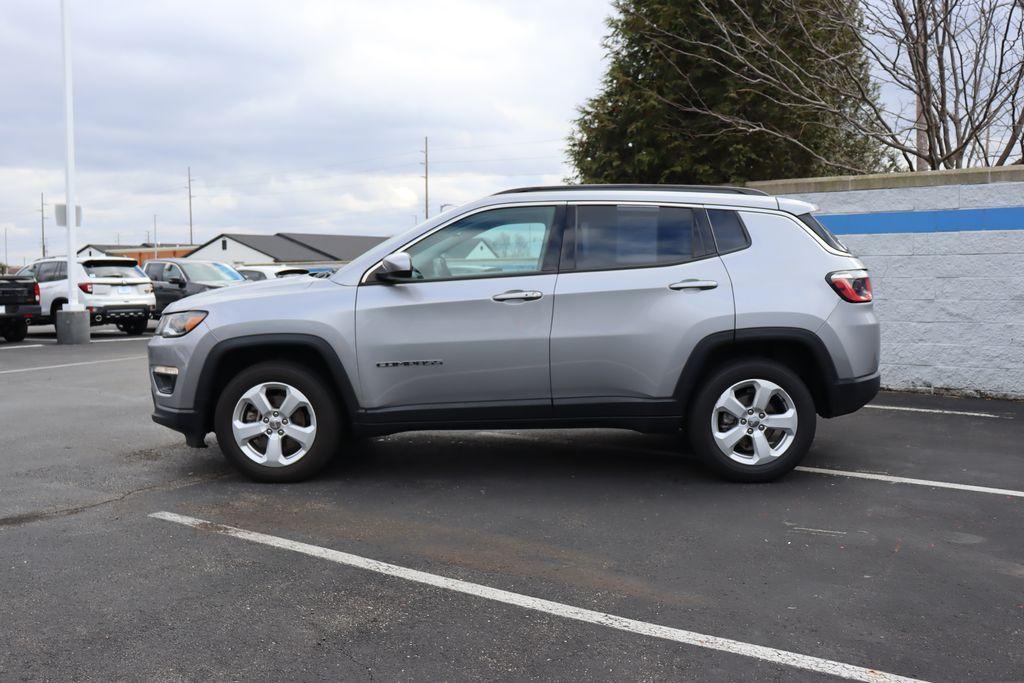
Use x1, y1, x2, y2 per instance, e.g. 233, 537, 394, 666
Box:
152, 404, 208, 447
821, 371, 880, 418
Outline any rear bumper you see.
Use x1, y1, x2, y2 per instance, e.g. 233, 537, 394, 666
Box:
89, 305, 154, 324
0, 304, 41, 320
152, 404, 208, 448
821, 371, 880, 418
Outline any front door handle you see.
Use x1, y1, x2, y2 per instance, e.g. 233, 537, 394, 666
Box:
669, 279, 718, 291
492, 290, 543, 302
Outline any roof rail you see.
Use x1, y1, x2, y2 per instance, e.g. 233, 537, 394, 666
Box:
494, 184, 769, 197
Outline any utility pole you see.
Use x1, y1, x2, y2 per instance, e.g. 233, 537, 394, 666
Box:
186, 166, 194, 244
39, 193, 47, 258
3, 227, 7, 274
153, 215, 158, 259
422, 136, 429, 220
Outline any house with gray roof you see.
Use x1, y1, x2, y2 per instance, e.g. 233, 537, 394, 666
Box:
186, 232, 389, 265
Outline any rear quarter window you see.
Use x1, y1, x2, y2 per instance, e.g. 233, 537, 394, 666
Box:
796, 213, 849, 252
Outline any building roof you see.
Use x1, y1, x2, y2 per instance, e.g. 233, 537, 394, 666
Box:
78, 244, 123, 253
278, 233, 388, 261
222, 234, 330, 262
79, 243, 194, 253
190, 232, 389, 263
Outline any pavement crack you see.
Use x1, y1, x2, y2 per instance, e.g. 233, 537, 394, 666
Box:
0, 473, 229, 530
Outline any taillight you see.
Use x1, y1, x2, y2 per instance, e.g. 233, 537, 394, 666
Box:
142, 283, 154, 294
78, 282, 93, 294
827, 269, 872, 303
33, 283, 40, 303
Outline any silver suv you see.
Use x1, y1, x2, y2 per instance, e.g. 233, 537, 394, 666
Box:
148, 185, 879, 483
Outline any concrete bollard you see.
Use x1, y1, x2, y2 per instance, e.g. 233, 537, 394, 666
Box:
56, 309, 91, 344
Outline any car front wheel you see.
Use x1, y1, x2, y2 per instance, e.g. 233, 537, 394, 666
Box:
214, 361, 342, 482
688, 359, 816, 482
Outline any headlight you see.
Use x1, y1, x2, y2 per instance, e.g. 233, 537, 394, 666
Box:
156, 310, 207, 338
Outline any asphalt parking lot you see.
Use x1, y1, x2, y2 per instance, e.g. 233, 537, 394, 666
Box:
1, 325, 1021, 682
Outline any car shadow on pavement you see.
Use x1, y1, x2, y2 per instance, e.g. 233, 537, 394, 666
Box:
310, 429, 719, 485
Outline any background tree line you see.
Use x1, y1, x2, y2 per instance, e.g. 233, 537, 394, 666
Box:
569, 0, 1024, 184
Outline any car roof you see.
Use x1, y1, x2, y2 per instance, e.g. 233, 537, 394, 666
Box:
495, 184, 768, 196
481, 185, 814, 214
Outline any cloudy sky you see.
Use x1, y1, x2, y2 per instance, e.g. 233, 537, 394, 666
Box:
0, 0, 610, 266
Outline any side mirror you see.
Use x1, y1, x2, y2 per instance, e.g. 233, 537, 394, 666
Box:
377, 252, 414, 282
169, 277, 186, 288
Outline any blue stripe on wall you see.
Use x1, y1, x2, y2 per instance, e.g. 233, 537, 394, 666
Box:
817, 206, 1024, 234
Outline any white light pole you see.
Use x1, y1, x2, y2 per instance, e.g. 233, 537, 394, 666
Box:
61, 0, 81, 311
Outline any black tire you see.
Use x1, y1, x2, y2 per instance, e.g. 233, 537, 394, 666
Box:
50, 299, 66, 323
121, 318, 148, 335
214, 360, 342, 482
687, 359, 816, 483
2, 319, 28, 342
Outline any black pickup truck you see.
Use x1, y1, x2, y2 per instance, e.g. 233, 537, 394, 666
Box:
0, 274, 41, 342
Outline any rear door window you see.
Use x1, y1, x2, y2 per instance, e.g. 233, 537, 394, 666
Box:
707, 209, 751, 253
571, 205, 701, 270
36, 262, 57, 282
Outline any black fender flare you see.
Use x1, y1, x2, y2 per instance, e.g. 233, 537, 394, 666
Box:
673, 327, 844, 417
193, 333, 359, 432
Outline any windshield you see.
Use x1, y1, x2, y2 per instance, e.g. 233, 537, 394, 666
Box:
212, 262, 245, 281
181, 262, 240, 282
84, 263, 146, 278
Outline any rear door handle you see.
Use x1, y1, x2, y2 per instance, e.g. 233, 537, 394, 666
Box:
492, 290, 543, 302
669, 279, 718, 291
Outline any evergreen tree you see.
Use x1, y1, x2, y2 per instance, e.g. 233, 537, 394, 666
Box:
568, 0, 892, 184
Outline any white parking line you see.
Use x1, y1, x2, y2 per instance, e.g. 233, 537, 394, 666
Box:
150, 511, 925, 683
0, 355, 145, 375
91, 336, 153, 343
865, 404, 1006, 419
0, 344, 44, 350
796, 466, 1024, 498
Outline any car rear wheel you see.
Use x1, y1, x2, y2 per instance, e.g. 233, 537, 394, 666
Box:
214, 361, 342, 482
688, 359, 816, 482
2, 319, 28, 342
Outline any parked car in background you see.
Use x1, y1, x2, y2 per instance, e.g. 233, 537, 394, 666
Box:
306, 266, 337, 278
17, 257, 155, 334
149, 184, 879, 484
143, 258, 245, 316
0, 273, 41, 342
237, 265, 310, 281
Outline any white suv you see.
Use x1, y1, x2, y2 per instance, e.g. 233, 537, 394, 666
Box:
19, 257, 156, 335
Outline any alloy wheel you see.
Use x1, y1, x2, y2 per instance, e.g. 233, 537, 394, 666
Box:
231, 381, 317, 467
711, 378, 798, 466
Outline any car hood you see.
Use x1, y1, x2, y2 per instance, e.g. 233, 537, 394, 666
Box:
164, 276, 327, 314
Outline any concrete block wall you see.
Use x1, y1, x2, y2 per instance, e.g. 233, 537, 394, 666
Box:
748, 168, 1024, 399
